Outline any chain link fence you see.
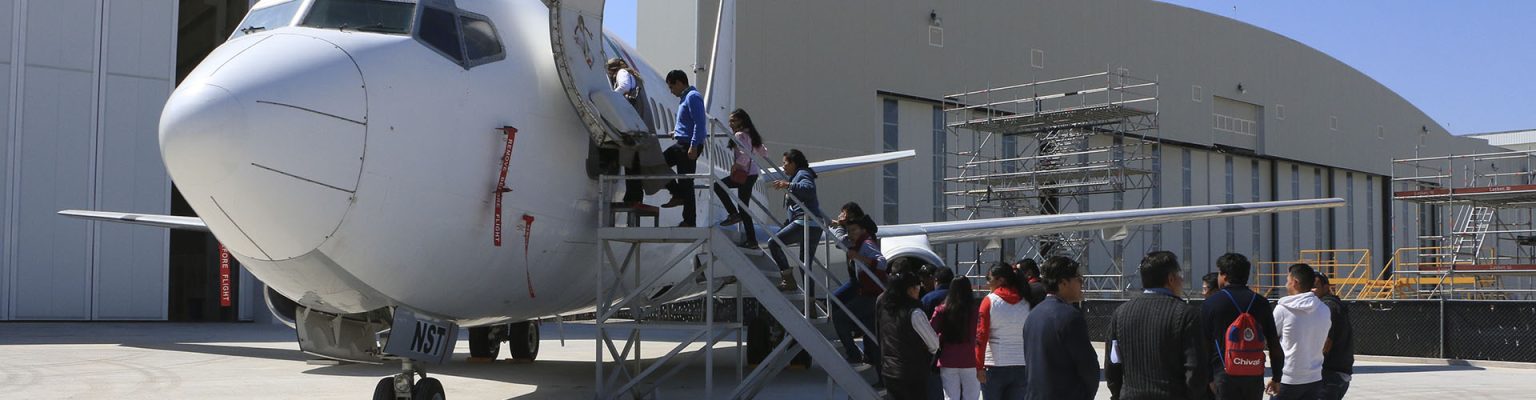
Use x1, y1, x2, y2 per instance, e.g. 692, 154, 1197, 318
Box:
1085, 299, 1536, 363
576, 297, 1536, 363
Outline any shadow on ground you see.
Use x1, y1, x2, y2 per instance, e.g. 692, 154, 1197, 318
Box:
1352, 364, 1485, 374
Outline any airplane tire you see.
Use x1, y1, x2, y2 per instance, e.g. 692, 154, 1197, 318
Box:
371, 377, 395, 400
467, 326, 500, 359
507, 321, 540, 360
411, 377, 445, 400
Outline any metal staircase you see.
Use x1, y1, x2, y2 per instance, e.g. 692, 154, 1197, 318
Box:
590, 120, 880, 399
709, 233, 877, 399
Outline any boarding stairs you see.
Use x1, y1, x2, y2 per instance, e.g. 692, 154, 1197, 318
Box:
591, 121, 881, 399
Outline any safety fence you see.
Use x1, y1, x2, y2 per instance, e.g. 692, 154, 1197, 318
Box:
1083, 299, 1536, 363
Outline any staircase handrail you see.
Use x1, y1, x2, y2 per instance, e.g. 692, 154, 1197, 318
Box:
700, 120, 887, 341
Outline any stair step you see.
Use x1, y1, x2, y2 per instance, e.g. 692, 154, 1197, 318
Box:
710, 231, 878, 399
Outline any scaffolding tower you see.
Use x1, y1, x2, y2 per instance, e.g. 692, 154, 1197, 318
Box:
942, 70, 1159, 296
1392, 150, 1536, 300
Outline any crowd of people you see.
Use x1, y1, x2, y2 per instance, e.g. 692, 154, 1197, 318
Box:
617, 65, 1356, 400
863, 251, 1356, 400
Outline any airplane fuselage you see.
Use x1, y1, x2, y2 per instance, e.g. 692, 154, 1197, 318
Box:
165, 0, 701, 326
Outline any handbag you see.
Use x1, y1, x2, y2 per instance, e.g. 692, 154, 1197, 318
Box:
729, 165, 749, 185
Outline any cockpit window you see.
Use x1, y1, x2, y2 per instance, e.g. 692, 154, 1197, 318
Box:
414, 1, 504, 69
231, 0, 302, 38
301, 0, 416, 34
461, 15, 503, 62
418, 6, 462, 62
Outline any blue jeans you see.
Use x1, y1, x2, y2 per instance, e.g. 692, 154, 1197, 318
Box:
982, 365, 1027, 400
833, 292, 878, 363
767, 222, 821, 271
1270, 381, 1320, 400
1316, 372, 1350, 400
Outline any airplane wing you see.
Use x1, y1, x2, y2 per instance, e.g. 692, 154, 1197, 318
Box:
758, 150, 917, 181
57, 210, 209, 232
879, 198, 1343, 244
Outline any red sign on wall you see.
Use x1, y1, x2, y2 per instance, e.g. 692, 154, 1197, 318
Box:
219, 245, 233, 308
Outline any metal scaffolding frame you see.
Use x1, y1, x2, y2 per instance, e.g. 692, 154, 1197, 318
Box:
941, 69, 1160, 295
1391, 150, 1536, 300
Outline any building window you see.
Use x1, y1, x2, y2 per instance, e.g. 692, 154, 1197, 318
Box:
1330, 116, 1339, 131
1252, 159, 1262, 258
883, 99, 899, 224
1214, 114, 1258, 136
1346, 172, 1355, 249
1314, 168, 1325, 250
1225, 155, 1235, 252
1182, 149, 1193, 267
933, 106, 946, 222
1151, 144, 1163, 250
1366, 175, 1375, 260
1114, 135, 1126, 265
1031, 49, 1045, 69
1002, 135, 1018, 173
1291, 164, 1301, 253
1192, 85, 1204, 102
1276, 104, 1286, 120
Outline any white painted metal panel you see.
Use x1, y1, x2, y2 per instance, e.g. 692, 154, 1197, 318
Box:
92, 0, 172, 319
12, 71, 95, 317
12, 0, 98, 320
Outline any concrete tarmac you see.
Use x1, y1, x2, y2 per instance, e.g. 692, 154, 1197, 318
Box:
1, 322, 1531, 399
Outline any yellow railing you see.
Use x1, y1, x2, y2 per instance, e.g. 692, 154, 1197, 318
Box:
1257, 246, 1525, 300
1256, 249, 1375, 299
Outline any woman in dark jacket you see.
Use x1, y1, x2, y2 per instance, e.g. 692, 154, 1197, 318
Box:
877, 272, 940, 399
768, 149, 826, 291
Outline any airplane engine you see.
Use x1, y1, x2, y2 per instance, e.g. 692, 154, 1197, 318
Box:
263, 285, 300, 329
880, 235, 947, 270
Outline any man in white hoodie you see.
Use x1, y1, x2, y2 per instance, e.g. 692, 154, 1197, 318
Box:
1268, 264, 1331, 400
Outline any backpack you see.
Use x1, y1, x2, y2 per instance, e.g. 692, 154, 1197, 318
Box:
1219, 289, 1266, 376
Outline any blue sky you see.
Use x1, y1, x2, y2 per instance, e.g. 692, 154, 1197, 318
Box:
604, 1, 1535, 135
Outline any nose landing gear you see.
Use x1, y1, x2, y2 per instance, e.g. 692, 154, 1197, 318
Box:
371, 359, 446, 400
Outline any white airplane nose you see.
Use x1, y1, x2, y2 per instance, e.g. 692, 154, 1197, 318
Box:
160, 34, 368, 261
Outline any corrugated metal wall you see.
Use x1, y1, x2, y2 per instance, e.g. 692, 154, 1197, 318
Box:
2, 0, 174, 321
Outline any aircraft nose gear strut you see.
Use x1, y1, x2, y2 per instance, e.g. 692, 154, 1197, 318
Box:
372, 358, 445, 400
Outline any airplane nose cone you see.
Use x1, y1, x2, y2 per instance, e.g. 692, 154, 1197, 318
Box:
161, 34, 368, 261
160, 84, 246, 188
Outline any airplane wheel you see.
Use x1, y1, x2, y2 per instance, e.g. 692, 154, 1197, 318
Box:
371, 377, 396, 400
508, 321, 540, 360
467, 326, 500, 359
411, 377, 445, 400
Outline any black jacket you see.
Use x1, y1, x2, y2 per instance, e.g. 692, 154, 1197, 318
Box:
1200, 285, 1283, 378
877, 292, 933, 381
1026, 281, 1047, 307
1105, 292, 1209, 400
1319, 294, 1354, 375
1022, 295, 1099, 400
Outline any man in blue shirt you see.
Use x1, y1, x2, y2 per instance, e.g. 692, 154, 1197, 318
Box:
661, 70, 707, 227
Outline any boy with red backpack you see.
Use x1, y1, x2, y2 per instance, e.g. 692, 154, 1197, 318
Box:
1200, 253, 1284, 400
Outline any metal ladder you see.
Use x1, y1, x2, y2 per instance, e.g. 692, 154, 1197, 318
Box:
1434, 205, 1494, 297
1450, 205, 1494, 266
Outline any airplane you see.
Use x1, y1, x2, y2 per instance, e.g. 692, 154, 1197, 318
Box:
58, 0, 1343, 398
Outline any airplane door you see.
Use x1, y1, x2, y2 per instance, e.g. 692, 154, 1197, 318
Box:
545, 0, 649, 146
